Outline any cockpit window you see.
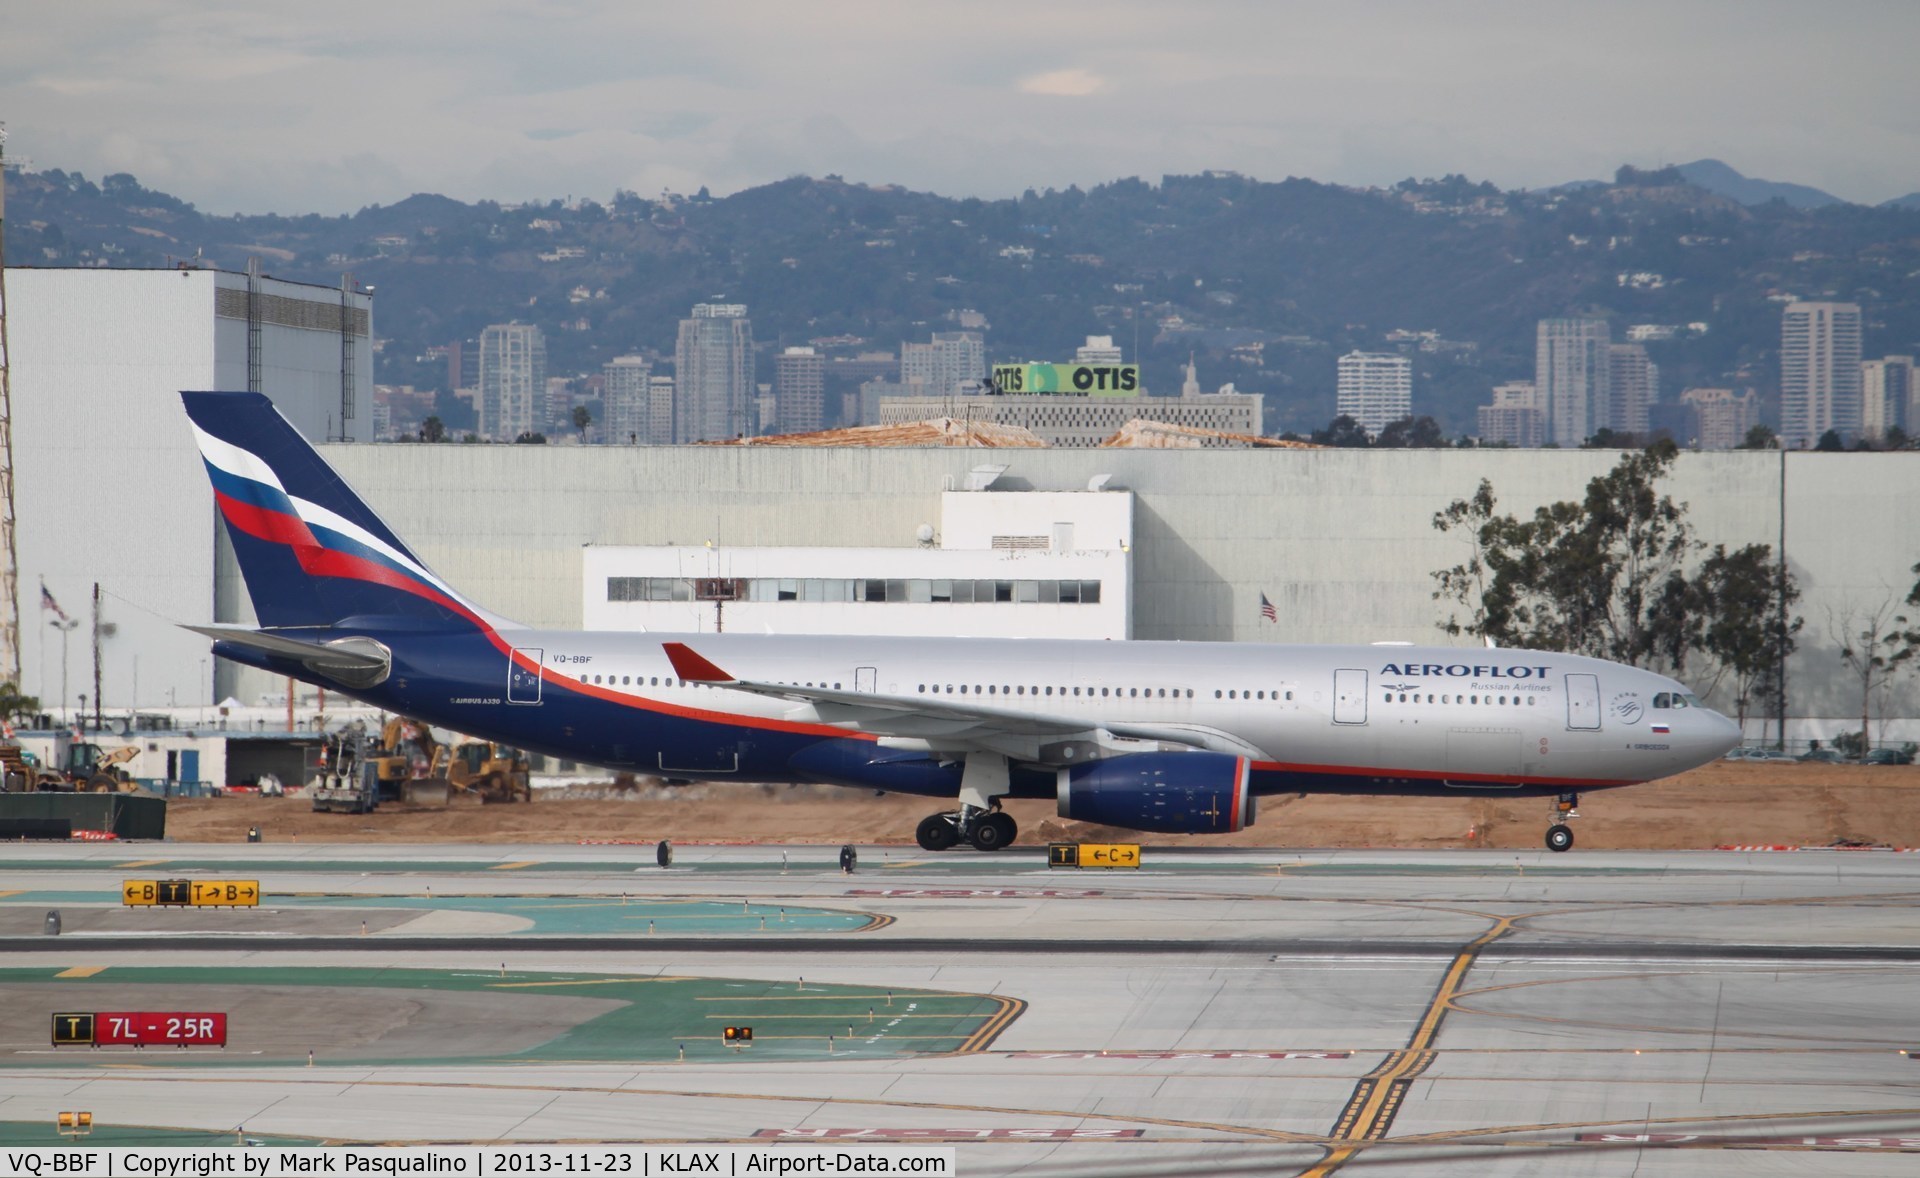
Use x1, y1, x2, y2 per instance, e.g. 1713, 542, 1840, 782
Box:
1652, 692, 1672, 709
1678, 693, 1703, 708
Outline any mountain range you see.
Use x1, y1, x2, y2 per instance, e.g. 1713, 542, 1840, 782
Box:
6, 162, 1919, 437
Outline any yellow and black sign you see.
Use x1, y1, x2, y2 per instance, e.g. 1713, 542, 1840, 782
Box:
1048, 843, 1141, 869
52, 1012, 95, 1046
723, 1026, 753, 1045
123, 879, 260, 907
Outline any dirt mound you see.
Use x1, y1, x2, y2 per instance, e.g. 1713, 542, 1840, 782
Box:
153, 762, 1920, 850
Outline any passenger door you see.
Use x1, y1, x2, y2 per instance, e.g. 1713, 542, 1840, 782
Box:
1565, 673, 1601, 730
508, 648, 544, 705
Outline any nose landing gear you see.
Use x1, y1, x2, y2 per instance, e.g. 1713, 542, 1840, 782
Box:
1545, 792, 1579, 852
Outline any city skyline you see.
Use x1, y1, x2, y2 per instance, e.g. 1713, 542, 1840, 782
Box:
8, 3, 1920, 217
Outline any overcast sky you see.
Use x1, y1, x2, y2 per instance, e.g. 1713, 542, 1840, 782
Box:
7, 1, 1919, 216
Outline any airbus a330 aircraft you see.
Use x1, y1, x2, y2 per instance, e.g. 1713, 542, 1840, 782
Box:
183, 391, 1741, 852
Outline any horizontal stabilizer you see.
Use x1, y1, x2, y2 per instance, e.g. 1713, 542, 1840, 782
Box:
184, 624, 391, 688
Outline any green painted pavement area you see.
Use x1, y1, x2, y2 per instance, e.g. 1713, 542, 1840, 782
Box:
0, 893, 881, 934
3, 965, 1016, 1067
0, 1121, 322, 1147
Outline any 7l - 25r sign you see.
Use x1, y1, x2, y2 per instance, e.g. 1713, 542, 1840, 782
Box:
53, 1012, 227, 1048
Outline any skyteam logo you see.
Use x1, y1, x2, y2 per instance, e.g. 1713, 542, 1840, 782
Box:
1612, 693, 1644, 724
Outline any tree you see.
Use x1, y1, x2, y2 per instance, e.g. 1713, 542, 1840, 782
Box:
419, 415, 447, 443
0, 681, 41, 723
1436, 443, 1758, 683
571, 405, 592, 441
1313, 414, 1371, 448
1826, 594, 1915, 749
1688, 544, 1802, 731
1815, 429, 1844, 452
1375, 415, 1445, 448
1737, 424, 1778, 450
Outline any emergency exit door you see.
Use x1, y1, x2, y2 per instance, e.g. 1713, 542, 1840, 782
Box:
1565, 673, 1601, 730
1333, 669, 1368, 724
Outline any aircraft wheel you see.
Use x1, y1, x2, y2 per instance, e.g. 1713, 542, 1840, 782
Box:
915, 814, 959, 851
968, 811, 1016, 852
1546, 824, 1574, 853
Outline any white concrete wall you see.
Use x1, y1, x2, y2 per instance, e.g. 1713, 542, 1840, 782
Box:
315, 444, 1920, 742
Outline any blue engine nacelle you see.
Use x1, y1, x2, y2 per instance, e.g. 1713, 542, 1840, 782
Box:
1057, 751, 1255, 834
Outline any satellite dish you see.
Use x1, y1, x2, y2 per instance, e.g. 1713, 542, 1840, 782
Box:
915, 524, 935, 545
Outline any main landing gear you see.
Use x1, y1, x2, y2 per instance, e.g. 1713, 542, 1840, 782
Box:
915, 804, 1017, 852
1544, 792, 1579, 852
914, 752, 1017, 852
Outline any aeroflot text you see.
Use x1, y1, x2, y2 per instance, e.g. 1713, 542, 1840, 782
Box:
1379, 664, 1553, 679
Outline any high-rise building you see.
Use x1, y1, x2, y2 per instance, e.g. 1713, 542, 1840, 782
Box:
1075, 335, 1125, 364
477, 322, 546, 441
1780, 301, 1862, 448
602, 355, 653, 444
1607, 343, 1657, 435
674, 304, 754, 442
648, 376, 675, 445
901, 331, 985, 396
1861, 355, 1914, 440
774, 346, 826, 435
1536, 318, 1611, 446
1476, 381, 1545, 447
1679, 388, 1759, 450
1335, 351, 1413, 436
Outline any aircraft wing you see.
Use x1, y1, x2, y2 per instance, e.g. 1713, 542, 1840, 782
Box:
662, 642, 1267, 761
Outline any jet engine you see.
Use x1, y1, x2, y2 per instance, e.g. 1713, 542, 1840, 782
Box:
1056, 751, 1255, 834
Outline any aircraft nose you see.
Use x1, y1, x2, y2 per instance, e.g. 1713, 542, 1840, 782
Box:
1704, 709, 1742, 757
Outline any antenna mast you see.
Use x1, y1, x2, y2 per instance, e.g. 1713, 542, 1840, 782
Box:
0, 125, 23, 687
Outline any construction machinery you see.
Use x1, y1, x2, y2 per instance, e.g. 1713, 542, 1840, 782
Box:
0, 739, 140, 792
307, 728, 377, 814
321, 717, 531, 808
435, 738, 533, 804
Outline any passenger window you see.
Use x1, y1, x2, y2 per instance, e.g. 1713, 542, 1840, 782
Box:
1215, 690, 1223, 699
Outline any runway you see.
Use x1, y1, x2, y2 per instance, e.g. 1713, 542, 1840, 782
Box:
4, 842, 1919, 1175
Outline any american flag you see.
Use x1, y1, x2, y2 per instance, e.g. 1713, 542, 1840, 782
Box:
39, 581, 70, 623
1259, 592, 1278, 623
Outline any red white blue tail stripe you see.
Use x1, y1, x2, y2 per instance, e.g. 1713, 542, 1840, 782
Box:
183, 391, 514, 631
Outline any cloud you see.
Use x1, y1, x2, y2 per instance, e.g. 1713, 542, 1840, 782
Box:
1018, 69, 1105, 98
5, 1, 1920, 212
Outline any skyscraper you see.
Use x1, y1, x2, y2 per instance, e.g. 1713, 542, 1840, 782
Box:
901, 331, 985, 396
477, 323, 545, 441
602, 355, 652, 444
1606, 343, 1657, 436
648, 376, 674, 445
1536, 318, 1611, 446
774, 347, 826, 435
1780, 302, 1862, 448
1476, 381, 1545, 447
1679, 388, 1759, 450
674, 304, 754, 443
1335, 351, 1413, 436
1861, 355, 1914, 440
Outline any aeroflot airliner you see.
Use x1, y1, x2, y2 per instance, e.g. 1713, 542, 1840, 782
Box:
183, 391, 1741, 852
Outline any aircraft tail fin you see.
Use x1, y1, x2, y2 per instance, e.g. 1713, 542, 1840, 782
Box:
182, 391, 507, 631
